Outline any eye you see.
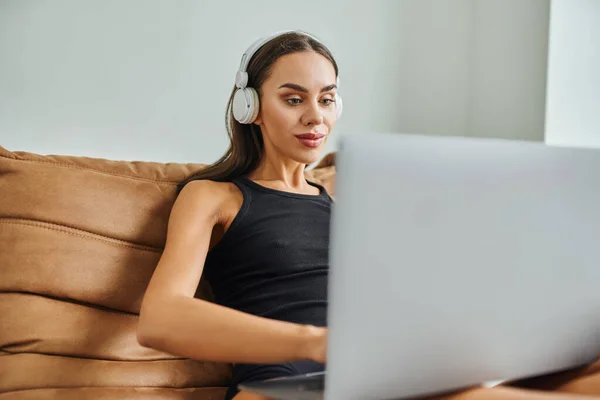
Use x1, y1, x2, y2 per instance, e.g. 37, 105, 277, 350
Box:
321, 98, 336, 106
286, 98, 302, 106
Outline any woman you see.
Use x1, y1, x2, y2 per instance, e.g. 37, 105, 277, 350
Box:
137, 30, 341, 400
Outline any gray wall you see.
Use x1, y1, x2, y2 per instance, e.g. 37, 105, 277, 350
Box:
0, 0, 549, 163
545, 0, 600, 149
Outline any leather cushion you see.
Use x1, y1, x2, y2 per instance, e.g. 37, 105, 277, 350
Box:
0, 146, 228, 396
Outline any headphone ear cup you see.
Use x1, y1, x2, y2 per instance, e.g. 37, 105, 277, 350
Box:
232, 88, 249, 123
232, 87, 260, 124
335, 93, 343, 120
247, 87, 260, 123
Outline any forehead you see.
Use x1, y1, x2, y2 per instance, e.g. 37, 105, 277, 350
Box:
265, 51, 336, 88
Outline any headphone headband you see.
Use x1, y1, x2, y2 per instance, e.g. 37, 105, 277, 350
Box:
235, 30, 326, 89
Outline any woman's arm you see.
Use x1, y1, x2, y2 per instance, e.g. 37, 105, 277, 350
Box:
136, 180, 326, 364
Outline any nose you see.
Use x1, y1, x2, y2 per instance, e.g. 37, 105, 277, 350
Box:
301, 100, 324, 126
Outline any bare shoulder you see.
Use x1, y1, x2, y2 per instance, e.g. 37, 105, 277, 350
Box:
177, 179, 241, 214
174, 179, 244, 246
140, 179, 243, 300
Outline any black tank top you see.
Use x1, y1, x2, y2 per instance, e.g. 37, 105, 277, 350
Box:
202, 177, 333, 327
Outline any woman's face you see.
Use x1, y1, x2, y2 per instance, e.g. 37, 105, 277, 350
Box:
254, 50, 338, 165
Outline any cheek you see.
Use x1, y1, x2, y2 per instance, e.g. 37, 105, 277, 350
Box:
262, 99, 298, 131
324, 111, 337, 130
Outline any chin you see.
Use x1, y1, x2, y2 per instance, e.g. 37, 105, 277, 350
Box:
291, 149, 323, 165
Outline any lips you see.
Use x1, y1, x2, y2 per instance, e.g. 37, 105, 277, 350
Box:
294, 133, 326, 149
295, 133, 325, 140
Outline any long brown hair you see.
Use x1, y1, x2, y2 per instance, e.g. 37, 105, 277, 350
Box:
177, 31, 339, 193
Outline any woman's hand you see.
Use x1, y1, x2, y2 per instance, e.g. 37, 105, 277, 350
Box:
299, 325, 328, 364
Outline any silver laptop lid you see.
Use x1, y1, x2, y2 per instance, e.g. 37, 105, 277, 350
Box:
326, 133, 600, 400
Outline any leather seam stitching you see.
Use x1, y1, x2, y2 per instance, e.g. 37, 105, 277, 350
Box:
0, 218, 162, 252
0, 350, 188, 362
0, 386, 230, 395
0, 156, 184, 185
0, 290, 140, 318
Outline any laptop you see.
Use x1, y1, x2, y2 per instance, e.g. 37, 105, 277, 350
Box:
239, 132, 600, 400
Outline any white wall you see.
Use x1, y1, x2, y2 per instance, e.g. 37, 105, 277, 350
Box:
391, 0, 549, 142
544, 0, 600, 148
0, 0, 549, 163
468, 0, 549, 142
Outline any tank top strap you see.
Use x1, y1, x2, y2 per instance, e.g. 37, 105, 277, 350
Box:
232, 176, 332, 202
307, 180, 334, 203
230, 176, 254, 201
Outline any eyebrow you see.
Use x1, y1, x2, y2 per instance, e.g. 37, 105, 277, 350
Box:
278, 83, 337, 93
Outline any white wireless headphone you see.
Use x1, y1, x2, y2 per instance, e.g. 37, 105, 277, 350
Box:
232, 30, 343, 124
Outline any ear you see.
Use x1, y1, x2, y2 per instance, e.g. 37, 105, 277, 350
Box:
253, 90, 264, 125
253, 112, 263, 126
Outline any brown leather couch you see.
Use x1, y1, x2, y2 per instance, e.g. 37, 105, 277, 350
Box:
1, 145, 599, 399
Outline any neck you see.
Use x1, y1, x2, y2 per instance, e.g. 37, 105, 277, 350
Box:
248, 152, 309, 191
